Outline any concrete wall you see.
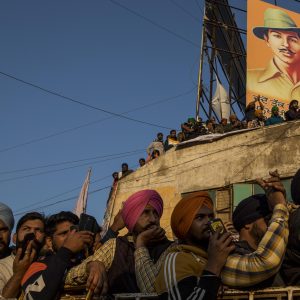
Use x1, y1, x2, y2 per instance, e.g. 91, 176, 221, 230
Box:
103, 121, 300, 237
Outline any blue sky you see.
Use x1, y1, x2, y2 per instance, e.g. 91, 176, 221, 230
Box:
1, 0, 299, 227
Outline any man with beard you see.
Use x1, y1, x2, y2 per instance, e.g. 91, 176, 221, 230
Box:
247, 8, 300, 102
64, 189, 173, 296
221, 171, 289, 289
0, 212, 45, 299
155, 192, 235, 300
285, 99, 300, 121
21, 211, 102, 300
0, 203, 14, 259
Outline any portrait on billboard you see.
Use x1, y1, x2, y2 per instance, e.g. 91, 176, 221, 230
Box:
247, 0, 300, 117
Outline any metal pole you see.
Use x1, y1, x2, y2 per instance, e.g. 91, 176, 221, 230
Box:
196, 3, 207, 120
208, 25, 216, 118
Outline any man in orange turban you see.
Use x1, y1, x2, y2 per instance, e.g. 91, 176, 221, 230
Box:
155, 192, 234, 300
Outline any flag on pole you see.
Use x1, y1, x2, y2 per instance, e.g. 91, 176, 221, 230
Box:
73, 168, 91, 217
212, 78, 230, 120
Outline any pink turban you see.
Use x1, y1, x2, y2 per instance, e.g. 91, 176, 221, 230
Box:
121, 189, 163, 232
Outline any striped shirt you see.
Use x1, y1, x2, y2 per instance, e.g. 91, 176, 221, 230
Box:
154, 245, 220, 300
221, 203, 289, 288
0, 253, 14, 292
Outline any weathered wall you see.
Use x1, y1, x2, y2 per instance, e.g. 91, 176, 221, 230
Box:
104, 121, 300, 236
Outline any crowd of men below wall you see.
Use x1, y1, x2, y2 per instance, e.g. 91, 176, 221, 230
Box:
0, 168, 300, 300
112, 98, 300, 182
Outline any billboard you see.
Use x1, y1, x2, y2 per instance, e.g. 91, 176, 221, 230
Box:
247, 0, 300, 117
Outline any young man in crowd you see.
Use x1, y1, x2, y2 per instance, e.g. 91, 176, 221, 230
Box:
229, 114, 243, 131
221, 170, 289, 288
0, 212, 45, 299
265, 106, 284, 126
164, 130, 179, 151
21, 211, 102, 300
64, 189, 173, 296
155, 192, 235, 300
118, 163, 133, 179
146, 133, 165, 160
0, 203, 14, 259
139, 158, 146, 167
285, 99, 300, 121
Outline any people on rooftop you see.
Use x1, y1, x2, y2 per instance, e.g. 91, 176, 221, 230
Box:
285, 100, 300, 121
265, 106, 284, 126
164, 130, 179, 151
138, 158, 146, 167
118, 163, 133, 179
245, 95, 264, 124
146, 133, 165, 160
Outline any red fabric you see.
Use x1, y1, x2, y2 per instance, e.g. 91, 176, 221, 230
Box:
21, 262, 47, 285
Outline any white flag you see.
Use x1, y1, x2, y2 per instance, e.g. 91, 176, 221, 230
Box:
212, 79, 230, 120
73, 168, 91, 217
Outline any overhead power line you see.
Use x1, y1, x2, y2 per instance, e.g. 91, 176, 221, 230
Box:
0, 149, 144, 175
13, 185, 111, 217
0, 86, 195, 154
108, 0, 200, 48
0, 71, 173, 131
0, 151, 143, 184
13, 173, 112, 214
168, 0, 201, 23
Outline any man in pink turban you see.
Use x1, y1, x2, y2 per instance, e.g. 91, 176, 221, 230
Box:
65, 189, 173, 296
121, 189, 163, 233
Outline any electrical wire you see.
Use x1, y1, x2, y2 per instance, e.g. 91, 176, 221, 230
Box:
108, 0, 200, 48
0, 71, 173, 131
0, 86, 196, 154
0, 151, 144, 184
13, 174, 112, 214
168, 0, 201, 23
13, 185, 111, 217
0, 149, 144, 175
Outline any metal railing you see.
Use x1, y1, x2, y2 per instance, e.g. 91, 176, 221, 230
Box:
60, 287, 300, 300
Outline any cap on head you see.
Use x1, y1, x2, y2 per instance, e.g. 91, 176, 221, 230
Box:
0, 203, 14, 232
253, 8, 300, 40
233, 194, 271, 232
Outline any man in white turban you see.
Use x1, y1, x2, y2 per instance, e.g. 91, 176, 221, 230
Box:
0, 202, 14, 259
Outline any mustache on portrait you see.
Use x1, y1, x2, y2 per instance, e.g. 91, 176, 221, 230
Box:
279, 48, 295, 55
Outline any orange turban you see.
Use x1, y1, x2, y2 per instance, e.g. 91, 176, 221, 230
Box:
171, 191, 213, 240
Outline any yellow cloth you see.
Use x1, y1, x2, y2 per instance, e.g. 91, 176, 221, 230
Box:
171, 192, 213, 240
154, 244, 208, 295
247, 59, 300, 102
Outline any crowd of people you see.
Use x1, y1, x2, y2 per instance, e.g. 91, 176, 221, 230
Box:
109, 99, 300, 197
0, 167, 300, 299
114, 98, 300, 173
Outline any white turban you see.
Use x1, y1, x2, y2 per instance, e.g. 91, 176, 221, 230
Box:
0, 202, 14, 232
